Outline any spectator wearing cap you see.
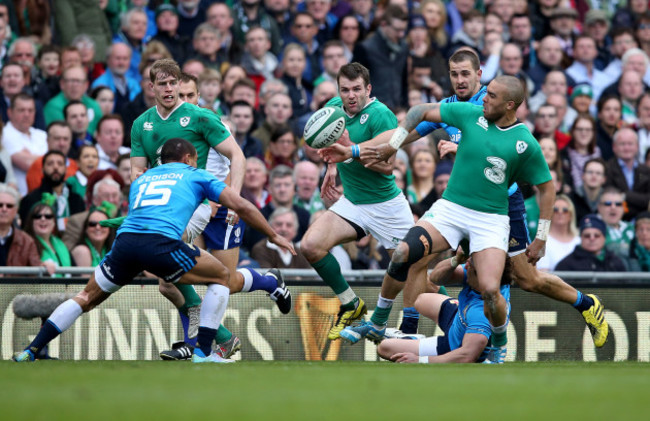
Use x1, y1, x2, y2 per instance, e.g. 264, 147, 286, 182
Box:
583, 10, 612, 70
152, 3, 191, 65
626, 211, 650, 271
556, 213, 627, 273
565, 35, 610, 101
433, 159, 452, 198
570, 83, 593, 115
548, 7, 578, 57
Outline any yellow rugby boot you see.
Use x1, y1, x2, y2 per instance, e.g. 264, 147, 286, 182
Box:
328, 298, 367, 340
582, 294, 609, 348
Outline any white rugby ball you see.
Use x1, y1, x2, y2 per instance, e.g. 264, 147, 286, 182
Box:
303, 106, 346, 148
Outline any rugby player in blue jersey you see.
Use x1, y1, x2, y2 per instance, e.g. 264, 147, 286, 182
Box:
13, 138, 295, 363
378, 248, 510, 364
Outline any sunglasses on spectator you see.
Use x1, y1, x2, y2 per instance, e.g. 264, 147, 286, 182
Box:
0, 202, 15, 209
87, 221, 105, 228
35, 214, 54, 220
600, 201, 623, 207
553, 207, 569, 213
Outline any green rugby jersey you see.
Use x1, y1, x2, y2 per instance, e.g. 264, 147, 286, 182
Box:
326, 97, 401, 205
440, 102, 551, 215
131, 102, 231, 169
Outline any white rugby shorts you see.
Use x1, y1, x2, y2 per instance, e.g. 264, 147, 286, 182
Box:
420, 199, 509, 254
330, 194, 413, 249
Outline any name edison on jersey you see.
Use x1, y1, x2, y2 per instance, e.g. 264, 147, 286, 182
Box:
138, 172, 185, 184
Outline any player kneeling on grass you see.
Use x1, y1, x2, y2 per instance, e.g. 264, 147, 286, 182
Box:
378, 248, 511, 364
13, 138, 295, 364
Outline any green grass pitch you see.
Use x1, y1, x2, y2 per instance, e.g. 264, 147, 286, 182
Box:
2, 361, 649, 421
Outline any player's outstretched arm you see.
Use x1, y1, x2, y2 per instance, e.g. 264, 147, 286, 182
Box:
130, 156, 148, 182
362, 104, 442, 165
218, 187, 296, 255
526, 180, 555, 264
215, 136, 246, 195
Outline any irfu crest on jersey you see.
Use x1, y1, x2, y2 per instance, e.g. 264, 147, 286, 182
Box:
516, 140, 527, 154
360, 114, 369, 124
180, 116, 190, 127
144, 122, 153, 131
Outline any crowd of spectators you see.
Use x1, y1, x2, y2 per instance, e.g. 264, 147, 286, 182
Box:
0, 0, 649, 279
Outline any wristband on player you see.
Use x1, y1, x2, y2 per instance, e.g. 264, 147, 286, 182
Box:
450, 256, 459, 269
419, 356, 428, 364
536, 219, 551, 241
350, 144, 360, 159
389, 127, 409, 150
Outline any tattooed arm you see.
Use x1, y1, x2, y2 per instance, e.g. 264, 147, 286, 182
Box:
361, 103, 442, 164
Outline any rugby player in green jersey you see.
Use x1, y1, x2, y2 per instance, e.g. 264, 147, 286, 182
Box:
377, 75, 555, 362
326, 50, 608, 351
300, 63, 418, 340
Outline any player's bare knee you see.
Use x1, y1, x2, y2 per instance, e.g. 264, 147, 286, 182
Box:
377, 340, 396, 360
414, 294, 428, 313
300, 235, 322, 262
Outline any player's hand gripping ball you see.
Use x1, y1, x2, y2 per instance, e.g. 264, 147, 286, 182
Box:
303, 106, 346, 148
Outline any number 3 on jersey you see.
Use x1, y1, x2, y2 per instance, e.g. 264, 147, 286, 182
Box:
133, 180, 177, 208
484, 156, 506, 184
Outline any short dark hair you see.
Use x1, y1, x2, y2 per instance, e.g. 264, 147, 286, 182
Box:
63, 100, 86, 119
42, 150, 65, 167
449, 49, 481, 71
231, 100, 254, 112
10, 92, 34, 109
180, 71, 198, 86
583, 157, 606, 174
382, 5, 408, 23
597, 94, 622, 114
161, 138, 197, 164
232, 77, 257, 92
96, 114, 124, 134
46, 120, 72, 136
270, 123, 295, 144
337, 62, 370, 86
37, 44, 60, 61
